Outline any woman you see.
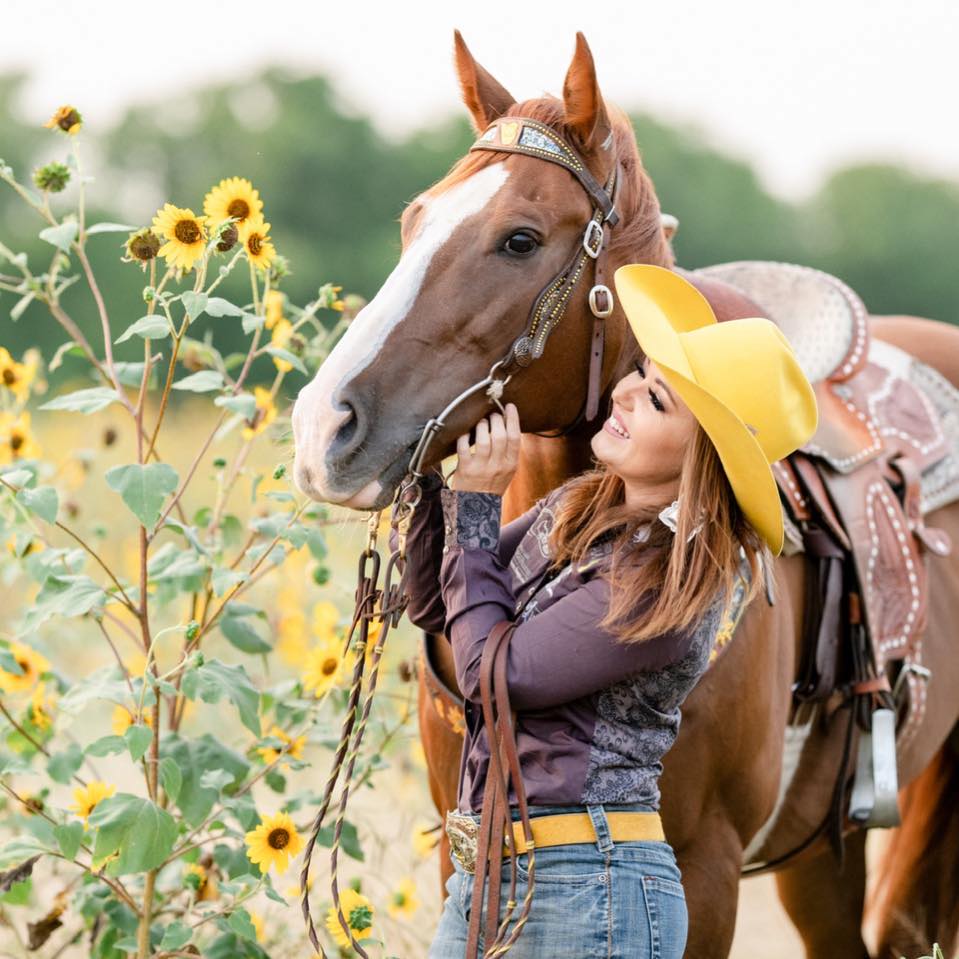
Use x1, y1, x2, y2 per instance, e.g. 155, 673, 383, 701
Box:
392, 264, 818, 958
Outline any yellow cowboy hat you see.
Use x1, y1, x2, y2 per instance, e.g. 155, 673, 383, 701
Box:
613, 263, 819, 555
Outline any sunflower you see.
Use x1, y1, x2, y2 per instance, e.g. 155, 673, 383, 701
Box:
256, 724, 306, 767
0, 411, 42, 464
0, 641, 51, 694
184, 862, 219, 901
151, 203, 209, 273
269, 318, 295, 373
276, 609, 310, 666
302, 636, 351, 698
264, 289, 284, 330
411, 821, 440, 857
27, 681, 56, 731
386, 877, 420, 918
241, 386, 278, 441
249, 910, 265, 943
244, 811, 305, 874
44, 105, 82, 135
312, 600, 340, 639
203, 177, 263, 232
70, 781, 116, 823
0, 348, 38, 403
325, 887, 375, 950
240, 215, 276, 271
111, 704, 153, 736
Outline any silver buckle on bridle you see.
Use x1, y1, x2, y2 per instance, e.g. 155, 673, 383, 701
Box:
582, 219, 604, 259
588, 284, 614, 318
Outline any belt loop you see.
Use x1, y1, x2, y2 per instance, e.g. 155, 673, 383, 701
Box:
586, 804, 614, 853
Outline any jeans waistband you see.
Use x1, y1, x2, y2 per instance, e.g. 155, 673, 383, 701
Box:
454, 802, 661, 855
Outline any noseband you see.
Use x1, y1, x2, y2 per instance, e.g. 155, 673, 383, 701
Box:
404, 115, 620, 489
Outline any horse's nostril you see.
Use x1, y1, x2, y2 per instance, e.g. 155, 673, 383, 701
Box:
332, 399, 361, 455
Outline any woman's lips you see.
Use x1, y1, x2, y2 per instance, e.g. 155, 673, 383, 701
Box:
603, 409, 631, 440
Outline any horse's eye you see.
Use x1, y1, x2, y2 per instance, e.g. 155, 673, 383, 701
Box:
503, 232, 539, 256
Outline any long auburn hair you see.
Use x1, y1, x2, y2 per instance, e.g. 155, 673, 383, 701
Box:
547, 420, 771, 644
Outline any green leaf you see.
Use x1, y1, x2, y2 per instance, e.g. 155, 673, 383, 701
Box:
124, 725, 153, 762
205, 297, 245, 318
160, 735, 248, 827
85, 735, 127, 757
114, 314, 169, 344
214, 393, 256, 418
220, 611, 271, 654
160, 920, 192, 950
58, 666, 129, 716
199, 769, 235, 793
180, 291, 208, 318
54, 821, 84, 860
86, 222, 137, 235
264, 345, 307, 374
158, 756, 182, 804
39, 386, 122, 414
24, 574, 105, 629
105, 463, 179, 528
241, 312, 264, 334
47, 743, 84, 784
89, 793, 177, 875
47, 340, 84, 372
227, 908, 258, 942
39, 221, 78, 252
113, 361, 156, 388
182, 660, 260, 736
0, 837, 51, 869
171, 370, 224, 393
211, 567, 247, 597
316, 819, 365, 862
10, 291, 36, 321
15, 486, 58, 524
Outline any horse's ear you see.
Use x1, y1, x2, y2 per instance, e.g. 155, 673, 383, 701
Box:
452, 29, 515, 133
561, 32, 614, 164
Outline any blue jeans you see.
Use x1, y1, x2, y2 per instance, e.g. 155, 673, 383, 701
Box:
428, 803, 688, 959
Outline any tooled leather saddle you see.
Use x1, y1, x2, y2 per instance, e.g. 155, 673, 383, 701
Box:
686, 259, 957, 837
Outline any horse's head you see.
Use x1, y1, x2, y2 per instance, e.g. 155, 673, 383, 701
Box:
292, 31, 672, 510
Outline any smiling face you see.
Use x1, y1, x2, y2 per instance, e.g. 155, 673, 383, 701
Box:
591, 356, 700, 510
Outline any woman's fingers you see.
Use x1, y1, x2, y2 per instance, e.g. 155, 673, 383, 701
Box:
505, 403, 521, 462
474, 417, 491, 457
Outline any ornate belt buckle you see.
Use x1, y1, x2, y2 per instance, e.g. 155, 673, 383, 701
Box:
445, 810, 478, 875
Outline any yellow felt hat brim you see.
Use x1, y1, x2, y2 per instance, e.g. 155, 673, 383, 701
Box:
613, 263, 818, 555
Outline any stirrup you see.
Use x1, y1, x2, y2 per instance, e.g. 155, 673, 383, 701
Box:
848, 707, 901, 827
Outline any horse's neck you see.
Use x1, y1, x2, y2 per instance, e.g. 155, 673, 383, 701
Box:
505, 430, 599, 520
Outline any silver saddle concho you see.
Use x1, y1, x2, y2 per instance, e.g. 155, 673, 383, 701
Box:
445, 810, 480, 875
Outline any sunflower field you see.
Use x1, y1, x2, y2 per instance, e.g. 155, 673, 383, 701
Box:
0, 106, 444, 957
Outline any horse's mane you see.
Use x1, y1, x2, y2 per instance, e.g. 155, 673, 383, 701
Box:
425, 95, 674, 268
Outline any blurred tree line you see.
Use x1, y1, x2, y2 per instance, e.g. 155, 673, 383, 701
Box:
1, 67, 956, 394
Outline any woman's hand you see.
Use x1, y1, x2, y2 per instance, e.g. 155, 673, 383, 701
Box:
450, 403, 521, 496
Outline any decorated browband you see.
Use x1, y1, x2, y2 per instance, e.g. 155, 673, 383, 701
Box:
468, 116, 619, 227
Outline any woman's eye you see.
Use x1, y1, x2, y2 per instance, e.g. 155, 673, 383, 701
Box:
503, 232, 539, 256
634, 359, 664, 412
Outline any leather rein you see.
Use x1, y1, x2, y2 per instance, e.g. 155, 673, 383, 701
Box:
299, 116, 621, 957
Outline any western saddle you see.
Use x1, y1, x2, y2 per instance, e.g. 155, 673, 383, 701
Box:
684, 260, 957, 835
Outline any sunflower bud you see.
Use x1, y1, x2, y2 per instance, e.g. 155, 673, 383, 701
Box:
125, 229, 161, 264
215, 222, 239, 253
267, 254, 291, 284
32, 162, 70, 193
44, 106, 82, 135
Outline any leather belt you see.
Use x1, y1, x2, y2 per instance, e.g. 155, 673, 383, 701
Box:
446, 809, 665, 874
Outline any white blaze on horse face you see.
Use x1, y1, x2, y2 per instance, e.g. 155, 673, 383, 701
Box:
292, 161, 512, 502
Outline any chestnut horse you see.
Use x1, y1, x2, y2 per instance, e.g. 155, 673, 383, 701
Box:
291, 31, 959, 958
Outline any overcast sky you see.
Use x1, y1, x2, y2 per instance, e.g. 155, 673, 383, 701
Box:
3, 0, 957, 201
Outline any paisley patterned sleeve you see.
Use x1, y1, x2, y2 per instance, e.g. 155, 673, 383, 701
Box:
440, 489, 502, 551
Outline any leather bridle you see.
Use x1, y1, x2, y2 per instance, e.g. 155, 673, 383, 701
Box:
405, 114, 621, 481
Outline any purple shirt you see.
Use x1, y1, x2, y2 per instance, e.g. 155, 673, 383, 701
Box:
390, 468, 740, 813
